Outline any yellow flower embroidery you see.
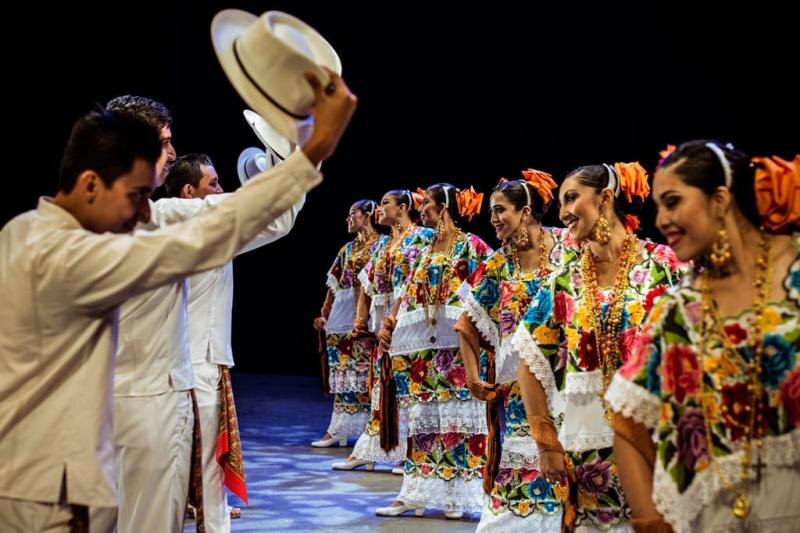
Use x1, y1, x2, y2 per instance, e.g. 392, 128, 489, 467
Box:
534, 325, 559, 345
410, 382, 422, 395
578, 491, 598, 509
412, 450, 427, 464
700, 392, 720, 424
392, 357, 408, 371
442, 466, 454, 480
659, 403, 674, 425
566, 327, 580, 350
762, 307, 781, 333
438, 390, 451, 401
627, 300, 644, 326
576, 304, 593, 331
467, 455, 482, 469
554, 484, 569, 501
518, 501, 531, 515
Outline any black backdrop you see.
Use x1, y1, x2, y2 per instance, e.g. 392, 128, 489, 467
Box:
3, 2, 796, 374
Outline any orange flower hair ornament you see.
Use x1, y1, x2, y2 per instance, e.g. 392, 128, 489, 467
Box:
613, 161, 651, 203
520, 168, 558, 205
657, 144, 676, 166
752, 154, 800, 233
456, 186, 484, 221
409, 188, 425, 211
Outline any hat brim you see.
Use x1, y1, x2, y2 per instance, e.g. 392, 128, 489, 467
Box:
211, 9, 313, 145
243, 109, 294, 160
237, 147, 271, 185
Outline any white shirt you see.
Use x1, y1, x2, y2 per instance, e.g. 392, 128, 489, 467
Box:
0, 151, 320, 507
185, 195, 305, 366
114, 193, 305, 394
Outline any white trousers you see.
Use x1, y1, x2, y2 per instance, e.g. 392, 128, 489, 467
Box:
194, 361, 231, 533
92, 390, 194, 533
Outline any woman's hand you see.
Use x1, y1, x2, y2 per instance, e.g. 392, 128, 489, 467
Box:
313, 316, 327, 332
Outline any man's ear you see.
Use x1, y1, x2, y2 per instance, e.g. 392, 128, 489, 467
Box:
76, 170, 101, 204
181, 183, 195, 199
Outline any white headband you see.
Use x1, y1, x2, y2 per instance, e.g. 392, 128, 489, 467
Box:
442, 185, 451, 209
705, 142, 733, 188
520, 181, 532, 207
603, 164, 620, 197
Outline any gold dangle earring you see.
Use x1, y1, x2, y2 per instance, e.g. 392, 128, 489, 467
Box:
435, 216, 446, 241
709, 228, 732, 274
514, 215, 530, 248
592, 213, 611, 244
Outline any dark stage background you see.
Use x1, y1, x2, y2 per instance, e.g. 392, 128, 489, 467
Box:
3, 2, 796, 375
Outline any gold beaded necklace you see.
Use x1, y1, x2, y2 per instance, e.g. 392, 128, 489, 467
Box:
698, 230, 772, 519
420, 227, 464, 342
580, 232, 640, 420
510, 227, 550, 280
345, 228, 379, 277
382, 223, 415, 278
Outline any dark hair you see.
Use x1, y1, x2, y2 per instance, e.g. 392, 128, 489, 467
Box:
106, 95, 172, 130
493, 180, 550, 222
352, 199, 378, 225
385, 189, 421, 223
426, 182, 466, 227
564, 164, 643, 222
163, 153, 214, 198
58, 109, 162, 193
658, 140, 761, 228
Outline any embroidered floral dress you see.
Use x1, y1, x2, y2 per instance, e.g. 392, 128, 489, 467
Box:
459, 228, 580, 532
606, 234, 800, 532
351, 226, 435, 463
390, 232, 493, 514
323, 234, 381, 438
513, 240, 686, 531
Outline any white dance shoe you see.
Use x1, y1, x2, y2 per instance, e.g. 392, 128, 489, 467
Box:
444, 510, 463, 519
331, 458, 374, 471
391, 466, 404, 475
311, 435, 347, 447
375, 502, 424, 517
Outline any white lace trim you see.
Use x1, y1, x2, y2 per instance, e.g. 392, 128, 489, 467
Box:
512, 324, 566, 418
326, 273, 340, 292
563, 370, 603, 406
352, 432, 408, 462
357, 268, 373, 296
457, 280, 500, 349
495, 341, 521, 384
327, 410, 370, 439
368, 293, 394, 334
390, 305, 464, 355
653, 430, 800, 533
329, 368, 369, 393
574, 524, 634, 533
558, 391, 615, 452
605, 373, 660, 429
477, 503, 562, 533
408, 398, 489, 436
398, 472, 487, 513
499, 435, 542, 469
326, 287, 356, 334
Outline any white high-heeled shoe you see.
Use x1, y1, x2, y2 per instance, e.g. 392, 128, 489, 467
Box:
375, 503, 424, 517
331, 458, 374, 471
391, 466, 404, 475
311, 435, 347, 447
444, 510, 463, 519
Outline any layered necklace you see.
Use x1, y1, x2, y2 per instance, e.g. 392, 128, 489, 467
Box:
698, 230, 772, 519
420, 226, 464, 343
381, 223, 416, 281
345, 228, 378, 277
509, 226, 550, 281
580, 232, 640, 420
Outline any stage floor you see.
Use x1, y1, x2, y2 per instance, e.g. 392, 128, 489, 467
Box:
187, 372, 479, 532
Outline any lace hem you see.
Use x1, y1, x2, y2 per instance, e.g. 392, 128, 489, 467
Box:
390, 305, 464, 355
408, 398, 489, 436
559, 393, 614, 452
477, 503, 562, 533
653, 429, 800, 533
495, 341, 522, 384
605, 373, 660, 429
326, 288, 357, 334
512, 325, 566, 418
352, 432, 408, 462
326, 273, 340, 292
357, 268, 373, 296
327, 410, 370, 439
329, 368, 369, 393
499, 435, 542, 469
457, 280, 500, 349
398, 473, 486, 513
